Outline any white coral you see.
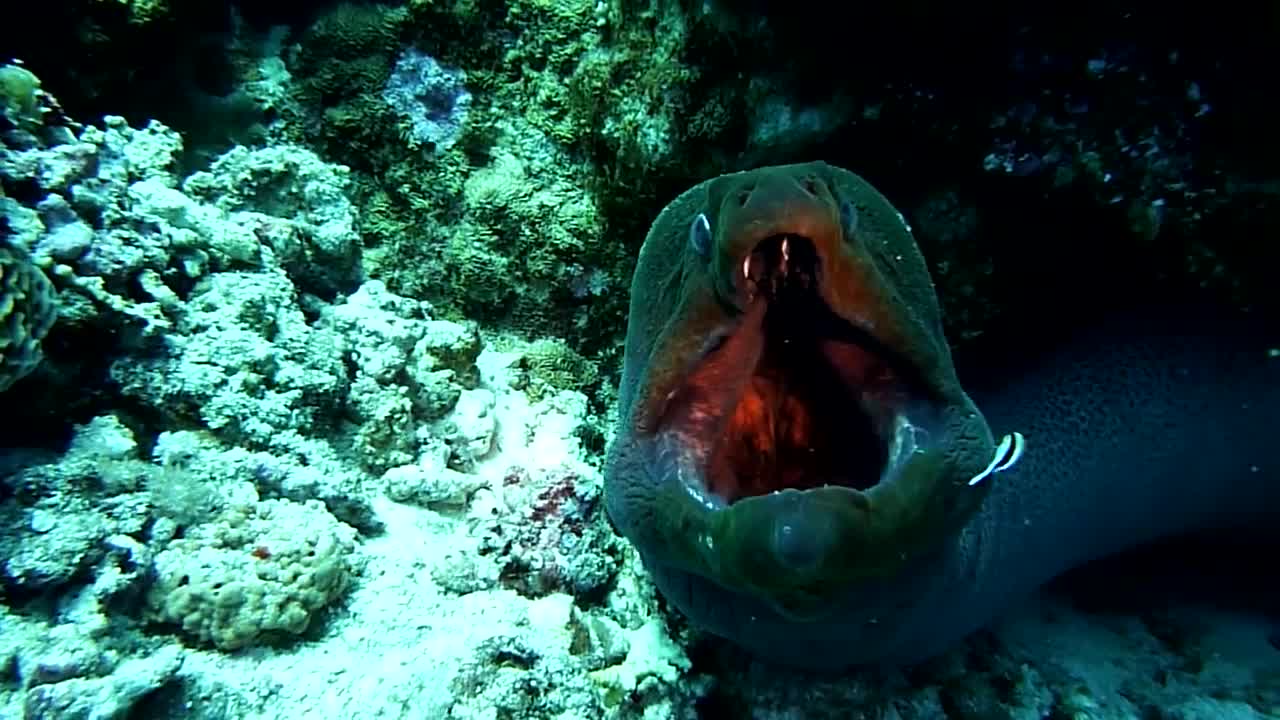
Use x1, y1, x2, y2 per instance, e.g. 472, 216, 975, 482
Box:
147, 497, 357, 650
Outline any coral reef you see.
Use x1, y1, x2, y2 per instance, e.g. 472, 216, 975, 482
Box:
0, 87, 694, 718
280, 0, 715, 394
0, 3, 1278, 718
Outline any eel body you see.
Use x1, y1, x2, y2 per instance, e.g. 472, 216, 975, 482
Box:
602, 161, 1279, 669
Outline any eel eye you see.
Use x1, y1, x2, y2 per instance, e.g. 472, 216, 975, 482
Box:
690, 212, 712, 258
839, 199, 858, 241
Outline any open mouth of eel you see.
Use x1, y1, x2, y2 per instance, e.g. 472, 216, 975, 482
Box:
654, 234, 941, 510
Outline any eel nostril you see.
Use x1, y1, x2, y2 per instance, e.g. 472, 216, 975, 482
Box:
801, 177, 820, 196
736, 190, 751, 207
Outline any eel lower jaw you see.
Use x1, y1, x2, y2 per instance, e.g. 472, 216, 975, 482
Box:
657, 394, 940, 514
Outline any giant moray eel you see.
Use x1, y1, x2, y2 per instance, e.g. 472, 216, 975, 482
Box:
603, 161, 1279, 669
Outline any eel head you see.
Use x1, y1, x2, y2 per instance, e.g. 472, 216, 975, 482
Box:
605, 162, 1005, 620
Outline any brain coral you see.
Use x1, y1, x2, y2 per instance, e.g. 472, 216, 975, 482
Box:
147, 498, 357, 650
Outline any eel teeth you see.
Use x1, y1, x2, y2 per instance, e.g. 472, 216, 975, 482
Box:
967, 431, 1026, 486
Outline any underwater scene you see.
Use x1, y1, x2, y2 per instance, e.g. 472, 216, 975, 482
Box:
1, 1, 1278, 718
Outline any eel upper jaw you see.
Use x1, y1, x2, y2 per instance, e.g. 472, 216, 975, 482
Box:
654, 233, 942, 513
